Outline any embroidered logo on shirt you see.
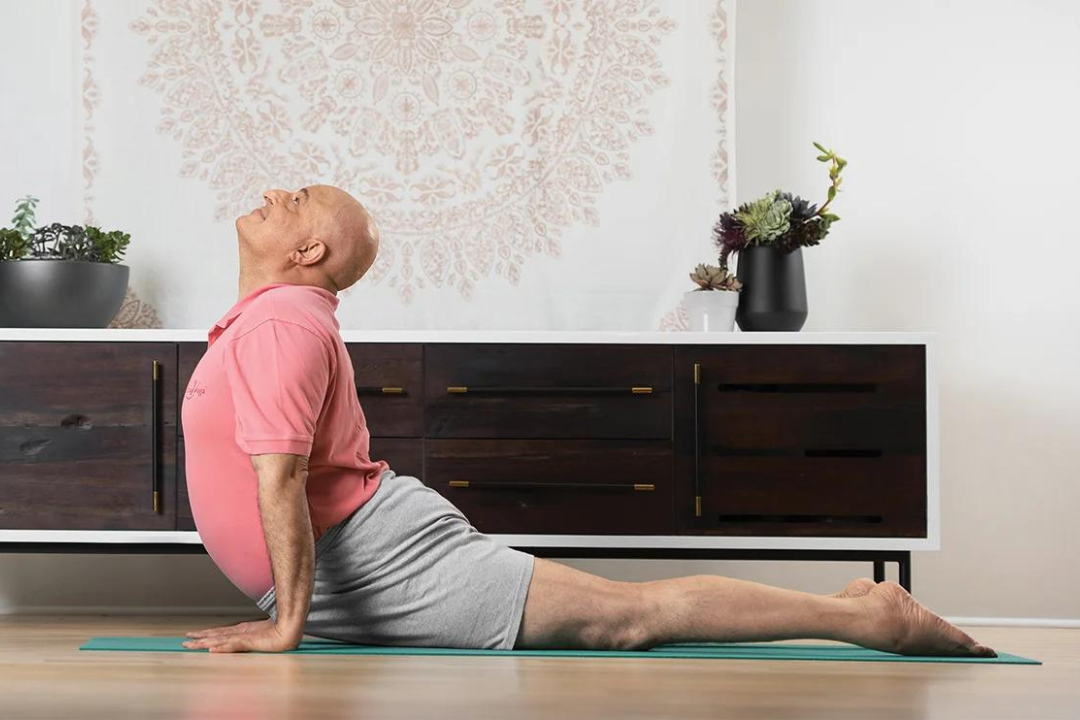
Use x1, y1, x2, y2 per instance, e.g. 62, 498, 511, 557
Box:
185, 379, 207, 400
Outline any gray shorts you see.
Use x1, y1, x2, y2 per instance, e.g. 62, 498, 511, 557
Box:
256, 467, 535, 650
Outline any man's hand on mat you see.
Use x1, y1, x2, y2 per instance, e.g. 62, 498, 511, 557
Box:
181, 618, 302, 653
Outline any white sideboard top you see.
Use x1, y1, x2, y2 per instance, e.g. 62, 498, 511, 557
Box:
0, 328, 935, 344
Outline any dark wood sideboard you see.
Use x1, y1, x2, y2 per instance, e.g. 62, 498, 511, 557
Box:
0, 332, 939, 591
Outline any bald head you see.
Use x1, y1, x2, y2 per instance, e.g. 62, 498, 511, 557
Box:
235, 184, 379, 294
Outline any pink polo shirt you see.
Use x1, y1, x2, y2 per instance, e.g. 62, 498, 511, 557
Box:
181, 282, 388, 601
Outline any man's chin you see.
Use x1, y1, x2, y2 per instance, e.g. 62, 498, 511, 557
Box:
235, 212, 258, 231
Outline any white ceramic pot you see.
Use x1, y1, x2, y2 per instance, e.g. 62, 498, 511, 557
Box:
683, 289, 739, 332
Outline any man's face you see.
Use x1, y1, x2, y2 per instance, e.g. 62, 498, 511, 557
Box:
234, 184, 379, 290
236, 186, 319, 255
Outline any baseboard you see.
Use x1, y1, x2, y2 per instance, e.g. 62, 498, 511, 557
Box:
945, 616, 1080, 629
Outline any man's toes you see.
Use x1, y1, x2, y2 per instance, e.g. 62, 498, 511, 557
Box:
916, 604, 998, 657
942, 621, 997, 657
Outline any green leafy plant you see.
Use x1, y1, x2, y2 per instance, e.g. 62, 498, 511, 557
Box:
85, 226, 131, 263
0, 227, 30, 261
0, 197, 131, 264
710, 141, 846, 271
11, 195, 39, 239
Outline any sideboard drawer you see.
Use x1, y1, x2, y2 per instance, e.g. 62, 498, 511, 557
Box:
346, 343, 423, 438
425, 344, 672, 439
423, 439, 673, 534
690, 455, 926, 537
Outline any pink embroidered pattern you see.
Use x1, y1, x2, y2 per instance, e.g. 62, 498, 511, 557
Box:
129, 0, 686, 305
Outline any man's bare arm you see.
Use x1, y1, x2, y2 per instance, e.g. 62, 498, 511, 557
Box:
252, 453, 315, 640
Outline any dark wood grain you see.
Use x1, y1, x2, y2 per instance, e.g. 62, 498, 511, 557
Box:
346, 344, 424, 437
423, 438, 673, 534
425, 344, 672, 439
0, 342, 177, 530
0, 340, 932, 543
674, 345, 927, 537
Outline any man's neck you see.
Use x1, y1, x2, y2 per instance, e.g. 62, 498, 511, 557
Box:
237, 272, 337, 302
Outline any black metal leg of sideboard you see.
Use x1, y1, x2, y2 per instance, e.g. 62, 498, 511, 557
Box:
873, 560, 886, 583
898, 552, 912, 593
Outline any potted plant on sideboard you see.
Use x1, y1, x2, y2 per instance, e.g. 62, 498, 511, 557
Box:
0, 196, 132, 328
712, 142, 846, 331
684, 262, 743, 332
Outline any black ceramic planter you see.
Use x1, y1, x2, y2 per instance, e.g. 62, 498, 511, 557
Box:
0, 260, 130, 328
734, 245, 808, 331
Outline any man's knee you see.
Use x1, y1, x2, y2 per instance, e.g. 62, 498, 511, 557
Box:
580, 581, 654, 651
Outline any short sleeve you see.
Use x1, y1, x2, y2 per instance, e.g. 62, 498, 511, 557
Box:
222, 319, 335, 457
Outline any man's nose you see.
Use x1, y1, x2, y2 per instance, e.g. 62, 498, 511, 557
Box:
262, 189, 289, 204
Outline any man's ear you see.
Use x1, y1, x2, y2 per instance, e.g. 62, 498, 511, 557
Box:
291, 237, 327, 267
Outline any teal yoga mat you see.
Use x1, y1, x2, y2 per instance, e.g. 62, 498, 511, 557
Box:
79, 637, 1040, 665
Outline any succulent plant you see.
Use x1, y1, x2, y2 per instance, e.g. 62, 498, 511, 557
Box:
735, 190, 792, 245
779, 191, 818, 223
708, 141, 846, 267
712, 210, 749, 270
11, 195, 39, 240
689, 262, 742, 292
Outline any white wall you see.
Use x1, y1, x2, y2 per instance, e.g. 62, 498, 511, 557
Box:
2, 0, 1079, 622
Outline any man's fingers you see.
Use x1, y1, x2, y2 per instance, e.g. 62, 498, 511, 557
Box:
186, 621, 255, 638
183, 635, 245, 652
186, 628, 235, 638
183, 630, 244, 646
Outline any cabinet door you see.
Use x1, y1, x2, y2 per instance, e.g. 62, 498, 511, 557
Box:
674, 345, 927, 537
424, 438, 673, 534
0, 342, 177, 530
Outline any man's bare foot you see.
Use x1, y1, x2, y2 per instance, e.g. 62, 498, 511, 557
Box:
853, 581, 997, 657
832, 577, 877, 599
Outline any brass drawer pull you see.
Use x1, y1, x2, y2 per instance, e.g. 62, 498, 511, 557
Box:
693, 362, 702, 518
445, 386, 653, 395
151, 359, 160, 514
357, 386, 406, 395
448, 480, 654, 492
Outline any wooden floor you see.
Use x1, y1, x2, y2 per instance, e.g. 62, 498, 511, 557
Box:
0, 616, 1075, 720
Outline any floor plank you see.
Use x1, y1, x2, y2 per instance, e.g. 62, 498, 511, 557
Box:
0, 616, 1075, 719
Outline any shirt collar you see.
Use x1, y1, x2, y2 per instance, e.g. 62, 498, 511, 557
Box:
208, 282, 339, 345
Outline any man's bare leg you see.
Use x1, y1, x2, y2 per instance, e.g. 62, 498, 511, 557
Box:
513, 558, 995, 657
831, 577, 877, 598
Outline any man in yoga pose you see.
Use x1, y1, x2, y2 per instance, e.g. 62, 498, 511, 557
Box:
180, 184, 995, 658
